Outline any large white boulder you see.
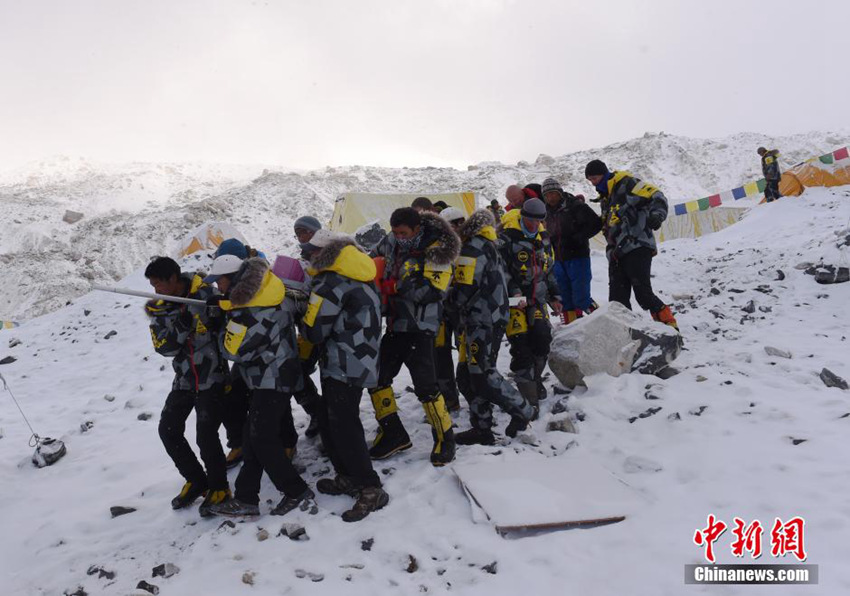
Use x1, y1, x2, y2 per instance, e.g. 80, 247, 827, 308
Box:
548, 302, 683, 388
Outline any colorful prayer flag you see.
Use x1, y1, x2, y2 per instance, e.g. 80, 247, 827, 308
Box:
833, 147, 849, 161
732, 187, 746, 200
708, 194, 722, 208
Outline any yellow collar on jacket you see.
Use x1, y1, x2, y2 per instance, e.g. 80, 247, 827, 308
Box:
308, 244, 376, 282
221, 270, 285, 310
477, 225, 497, 241
605, 170, 633, 198
502, 210, 544, 240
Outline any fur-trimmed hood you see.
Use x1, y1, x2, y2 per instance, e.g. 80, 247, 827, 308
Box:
418, 212, 461, 266
458, 209, 496, 242
309, 237, 376, 283
228, 257, 285, 308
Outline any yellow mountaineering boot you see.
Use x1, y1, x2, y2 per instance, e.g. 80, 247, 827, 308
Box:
199, 488, 232, 518
225, 447, 243, 469
423, 394, 456, 467
171, 480, 208, 510
368, 386, 412, 460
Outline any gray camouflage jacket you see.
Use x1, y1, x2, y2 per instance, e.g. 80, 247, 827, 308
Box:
598, 171, 668, 259
448, 209, 509, 330
761, 150, 781, 181
498, 212, 561, 307
145, 272, 225, 393
220, 258, 303, 393
371, 212, 461, 334
302, 238, 381, 387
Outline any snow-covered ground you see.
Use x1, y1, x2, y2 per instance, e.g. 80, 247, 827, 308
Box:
1, 182, 848, 595
3, 130, 849, 321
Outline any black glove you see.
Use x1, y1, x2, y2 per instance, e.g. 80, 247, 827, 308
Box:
648, 213, 664, 230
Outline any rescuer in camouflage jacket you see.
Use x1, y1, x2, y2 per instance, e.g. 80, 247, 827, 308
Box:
498, 198, 562, 410
449, 209, 535, 445
368, 208, 461, 466
585, 159, 678, 330
301, 230, 389, 522
144, 257, 230, 516
207, 256, 315, 519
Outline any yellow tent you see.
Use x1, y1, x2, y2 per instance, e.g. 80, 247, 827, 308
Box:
329, 192, 477, 234
177, 222, 247, 258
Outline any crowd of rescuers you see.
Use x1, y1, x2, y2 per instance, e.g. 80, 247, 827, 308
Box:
140, 159, 679, 522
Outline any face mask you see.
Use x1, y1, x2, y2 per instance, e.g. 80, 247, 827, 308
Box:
520, 219, 539, 238
595, 172, 612, 196
396, 228, 423, 250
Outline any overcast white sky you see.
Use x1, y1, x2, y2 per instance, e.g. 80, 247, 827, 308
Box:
1, 0, 848, 171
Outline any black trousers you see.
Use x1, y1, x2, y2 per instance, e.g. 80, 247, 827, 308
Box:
294, 348, 322, 414
318, 377, 381, 489
159, 386, 228, 490
434, 323, 459, 404
226, 372, 298, 449
507, 309, 552, 383
608, 247, 665, 313
765, 178, 781, 202
377, 331, 439, 402
222, 375, 249, 449
234, 389, 309, 505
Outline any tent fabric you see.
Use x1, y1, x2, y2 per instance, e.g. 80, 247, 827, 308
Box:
176, 221, 247, 258
329, 192, 476, 234
588, 205, 747, 250
671, 146, 850, 214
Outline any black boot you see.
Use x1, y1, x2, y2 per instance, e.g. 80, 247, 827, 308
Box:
342, 487, 389, 522
369, 413, 412, 460
423, 395, 455, 466
171, 480, 207, 510
369, 387, 412, 460
455, 427, 496, 446
224, 447, 243, 469
505, 416, 529, 438
305, 415, 321, 439
271, 488, 318, 517
316, 475, 358, 496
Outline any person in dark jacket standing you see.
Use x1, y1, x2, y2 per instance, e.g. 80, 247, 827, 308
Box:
498, 198, 562, 410
541, 177, 603, 324
300, 229, 389, 521
144, 257, 231, 515
584, 159, 678, 330
450, 209, 536, 445
369, 207, 461, 466
207, 256, 316, 518
758, 147, 782, 202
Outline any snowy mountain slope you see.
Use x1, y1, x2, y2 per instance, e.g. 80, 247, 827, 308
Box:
1, 186, 848, 595
3, 130, 850, 321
